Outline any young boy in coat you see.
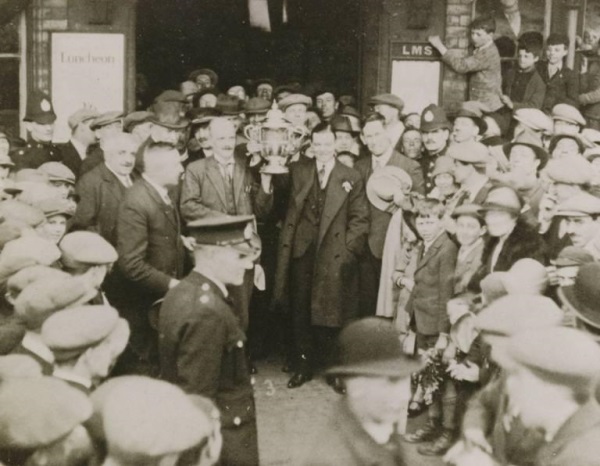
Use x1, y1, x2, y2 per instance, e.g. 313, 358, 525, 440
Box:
429, 16, 503, 112
502, 37, 546, 111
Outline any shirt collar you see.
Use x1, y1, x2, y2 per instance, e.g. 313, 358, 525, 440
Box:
22, 331, 54, 364
142, 174, 170, 200
214, 154, 235, 167
423, 231, 444, 252
458, 237, 483, 260
105, 163, 132, 186
316, 157, 336, 171
372, 146, 394, 169
70, 138, 88, 160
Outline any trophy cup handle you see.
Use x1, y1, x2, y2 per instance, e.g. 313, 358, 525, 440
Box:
244, 124, 259, 141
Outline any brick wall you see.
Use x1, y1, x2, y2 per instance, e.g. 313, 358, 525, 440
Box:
442, 0, 473, 112
29, 0, 69, 93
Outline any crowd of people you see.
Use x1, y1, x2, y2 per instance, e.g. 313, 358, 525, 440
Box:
1, 11, 600, 466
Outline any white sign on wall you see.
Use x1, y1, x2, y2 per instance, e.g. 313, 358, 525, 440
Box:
51, 33, 125, 143
391, 60, 441, 115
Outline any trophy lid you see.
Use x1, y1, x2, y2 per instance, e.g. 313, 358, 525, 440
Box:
262, 102, 291, 130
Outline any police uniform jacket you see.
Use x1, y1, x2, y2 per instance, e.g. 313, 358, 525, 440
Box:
13, 141, 62, 170
159, 272, 258, 466
58, 141, 84, 179
302, 399, 407, 466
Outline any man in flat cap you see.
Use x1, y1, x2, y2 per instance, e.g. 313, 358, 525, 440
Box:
452, 101, 489, 144
552, 103, 586, 135
303, 318, 421, 466
72, 132, 140, 248
369, 93, 405, 150
274, 122, 369, 388
502, 327, 600, 466
354, 112, 424, 316
555, 192, 600, 260
420, 104, 452, 193
58, 107, 99, 179
159, 214, 260, 466
15, 91, 62, 171
279, 93, 312, 128
80, 111, 125, 177
115, 142, 186, 375
123, 110, 154, 141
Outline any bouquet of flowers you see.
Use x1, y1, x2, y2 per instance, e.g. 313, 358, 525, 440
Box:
408, 348, 448, 414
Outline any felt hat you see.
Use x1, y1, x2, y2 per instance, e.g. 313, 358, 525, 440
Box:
103, 377, 214, 457
326, 317, 423, 377
446, 141, 490, 165
451, 203, 483, 221
189, 68, 219, 87
90, 111, 124, 131
545, 156, 592, 185
475, 295, 563, 336
512, 108, 553, 134
244, 97, 271, 115
67, 108, 99, 130
504, 130, 549, 169
558, 262, 600, 331
555, 192, 600, 217
123, 111, 154, 133
366, 166, 413, 211
154, 90, 187, 104
23, 91, 56, 125
368, 93, 405, 112
552, 246, 595, 267
278, 93, 312, 111
548, 133, 587, 155
454, 101, 489, 135
38, 162, 76, 185
506, 327, 600, 388
59, 231, 118, 268
331, 115, 357, 134
551, 103, 586, 127
0, 377, 91, 449
478, 186, 523, 215
188, 107, 222, 126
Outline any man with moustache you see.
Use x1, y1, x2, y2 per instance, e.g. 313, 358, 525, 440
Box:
419, 104, 452, 193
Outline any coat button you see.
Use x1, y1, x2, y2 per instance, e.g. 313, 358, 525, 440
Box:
237, 340, 244, 348
233, 416, 241, 426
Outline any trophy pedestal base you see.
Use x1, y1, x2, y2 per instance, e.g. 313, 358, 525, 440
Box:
259, 164, 289, 175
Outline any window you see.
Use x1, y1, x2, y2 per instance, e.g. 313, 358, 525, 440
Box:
0, 13, 24, 140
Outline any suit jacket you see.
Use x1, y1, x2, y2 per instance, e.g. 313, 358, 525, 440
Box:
303, 399, 407, 466
537, 61, 580, 112
454, 240, 484, 296
116, 178, 185, 311
71, 163, 130, 247
406, 232, 458, 335
79, 144, 104, 177
180, 154, 273, 222
503, 67, 546, 110
355, 151, 425, 259
535, 400, 600, 466
580, 60, 600, 120
159, 272, 258, 466
58, 141, 84, 179
274, 158, 369, 327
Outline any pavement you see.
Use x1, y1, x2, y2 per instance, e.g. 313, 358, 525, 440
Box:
254, 358, 444, 466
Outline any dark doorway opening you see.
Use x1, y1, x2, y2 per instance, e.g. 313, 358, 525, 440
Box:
136, 0, 361, 103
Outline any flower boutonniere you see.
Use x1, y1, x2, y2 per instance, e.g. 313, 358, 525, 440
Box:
342, 181, 353, 193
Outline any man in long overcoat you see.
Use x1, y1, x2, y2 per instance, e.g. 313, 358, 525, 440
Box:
273, 122, 369, 388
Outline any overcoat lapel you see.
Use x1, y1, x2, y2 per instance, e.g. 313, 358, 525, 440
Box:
141, 179, 179, 231
205, 157, 229, 211
318, 162, 349, 247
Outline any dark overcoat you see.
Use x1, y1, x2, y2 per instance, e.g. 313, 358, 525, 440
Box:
159, 272, 259, 466
273, 158, 369, 327
302, 399, 407, 466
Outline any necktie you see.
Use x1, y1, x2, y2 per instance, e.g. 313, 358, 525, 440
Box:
220, 162, 234, 183
318, 164, 326, 189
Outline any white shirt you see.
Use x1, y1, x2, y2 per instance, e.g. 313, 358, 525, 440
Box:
105, 163, 133, 188
214, 154, 235, 180
142, 174, 171, 205
70, 137, 88, 161
372, 147, 394, 171
316, 157, 336, 188
548, 62, 563, 79
21, 331, 54, 364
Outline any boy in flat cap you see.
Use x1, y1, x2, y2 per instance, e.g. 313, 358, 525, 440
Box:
15, 91, 62, 171
159, 215, 260, 466
59, 107, 99, 179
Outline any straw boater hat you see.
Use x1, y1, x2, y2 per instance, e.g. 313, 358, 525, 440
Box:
366, 166, 413, 211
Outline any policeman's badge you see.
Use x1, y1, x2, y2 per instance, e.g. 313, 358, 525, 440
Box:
40, 99, 51, 112
424, 111, 434, 122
